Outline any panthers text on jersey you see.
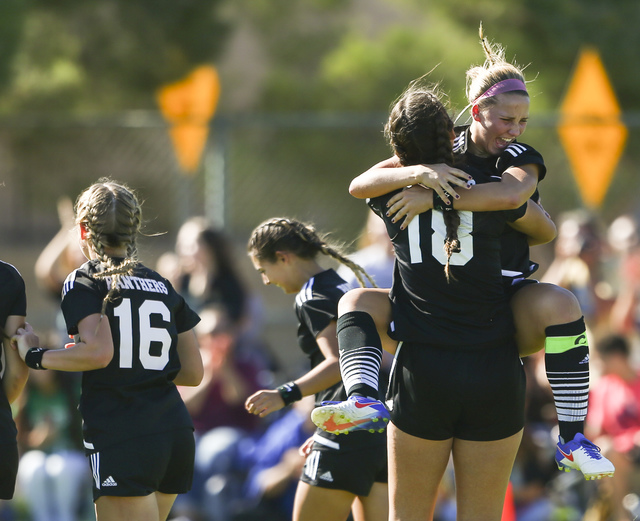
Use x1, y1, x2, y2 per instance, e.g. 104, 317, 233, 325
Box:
61, 259, 200, 452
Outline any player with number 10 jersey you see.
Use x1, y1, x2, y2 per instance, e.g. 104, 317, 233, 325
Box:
367, 166, 527, 349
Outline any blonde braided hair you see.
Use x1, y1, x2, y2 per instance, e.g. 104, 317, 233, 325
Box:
248, 218, 377, 288
75, 178, 142, 315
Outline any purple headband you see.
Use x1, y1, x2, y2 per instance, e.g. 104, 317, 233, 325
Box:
474, 79, 528, 103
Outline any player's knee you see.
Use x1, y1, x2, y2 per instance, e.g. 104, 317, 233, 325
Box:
338, 288, 367, 314
338, 288, 382, 315
518, 283, 582, 324
544, 285, 582, 322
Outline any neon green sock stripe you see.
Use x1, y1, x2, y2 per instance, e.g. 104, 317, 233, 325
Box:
545, 332, 589, 354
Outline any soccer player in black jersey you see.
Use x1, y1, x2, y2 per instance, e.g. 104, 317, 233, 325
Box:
13, 180, 204, 521
316, 27, 615, 482
314, 80, 555, 521
245, 218, 388, 521
0, 261, 29, 500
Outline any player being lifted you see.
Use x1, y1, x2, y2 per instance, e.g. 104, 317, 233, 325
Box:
312, 26, 615, 481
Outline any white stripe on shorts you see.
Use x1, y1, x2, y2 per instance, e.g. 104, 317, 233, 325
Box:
90, 452, 101, 489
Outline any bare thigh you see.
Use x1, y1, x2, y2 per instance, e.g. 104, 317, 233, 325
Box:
451, 430, 523, 521
95, 492, 177, 521
511, 282, 583, 357
292, 481, 356, 521
339, 288, 397, 354
387, 422, 452, 521
351, 482, 389, 521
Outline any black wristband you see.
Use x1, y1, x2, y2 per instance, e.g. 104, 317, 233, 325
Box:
277, 381, 302, 406
433, 191, 454, 212
25, 347, 49, 370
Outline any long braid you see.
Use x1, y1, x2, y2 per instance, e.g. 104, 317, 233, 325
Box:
75, 179, 142, 316
435, 111, 461, 283
248, 218, 376, 288
386, 79, 461, 282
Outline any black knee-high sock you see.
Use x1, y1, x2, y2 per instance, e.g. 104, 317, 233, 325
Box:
544, 317, 590, 443
337, 311, 383, 400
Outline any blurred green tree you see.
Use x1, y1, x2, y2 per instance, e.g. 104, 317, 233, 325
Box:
0, 0, 229, 113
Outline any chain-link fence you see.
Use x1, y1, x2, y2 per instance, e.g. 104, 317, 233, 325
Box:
1, 112, 639, 373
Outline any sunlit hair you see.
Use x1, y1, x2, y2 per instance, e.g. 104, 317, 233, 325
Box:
385, 78, 460, 282
465, 23, 529, 110
75, 178, 142, 314
248, 217, 376, 288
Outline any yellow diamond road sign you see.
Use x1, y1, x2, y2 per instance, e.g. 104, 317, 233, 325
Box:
157, 66, 221, 175
558, 48, 627, 208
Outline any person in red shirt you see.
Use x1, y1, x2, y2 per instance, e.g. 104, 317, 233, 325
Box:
587, 334, 640, 521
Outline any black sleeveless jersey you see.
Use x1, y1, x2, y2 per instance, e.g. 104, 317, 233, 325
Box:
61, 259, 200, 451
454, 126, 546, 278
0, 261, 26, 444
294, 268, 385, 447
368, 168, 527, 349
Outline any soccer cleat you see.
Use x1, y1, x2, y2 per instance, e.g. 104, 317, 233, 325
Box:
311, 396, 390, 434
555, 433, 615, 480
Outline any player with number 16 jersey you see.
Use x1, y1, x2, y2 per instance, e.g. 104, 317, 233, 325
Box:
61, 259, 200, 452
12, 180, 204, 520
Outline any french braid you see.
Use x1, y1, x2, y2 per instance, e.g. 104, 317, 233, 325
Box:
75, 179, 142, 315
248, 218, 376, 288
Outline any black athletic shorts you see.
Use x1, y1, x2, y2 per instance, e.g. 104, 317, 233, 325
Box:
87, 427, 195, 501
0, 442, 18, 499
387, 339, 526, 441
300, 431, 387, 496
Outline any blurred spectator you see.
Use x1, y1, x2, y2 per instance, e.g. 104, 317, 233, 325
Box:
14, 370, 90, 521
511, 350, 589, 521
171, 306, 267, 521
337, 211, 394, 290
511, 424, 560, 521
34, 197, 86, 344
608, 214, 640, 337
541, 209, 614, 334
586, 333, 640, 521
157, 217, 273, 371
157, 217, 251, 324
34, 197, 85, 299
231, 396, 316, 521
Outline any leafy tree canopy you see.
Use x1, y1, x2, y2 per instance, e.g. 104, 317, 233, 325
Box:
0, 0, 229, 113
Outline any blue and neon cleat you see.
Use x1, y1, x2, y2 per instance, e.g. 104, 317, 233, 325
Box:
311, 396, 390, 435
555, 433, 615, 480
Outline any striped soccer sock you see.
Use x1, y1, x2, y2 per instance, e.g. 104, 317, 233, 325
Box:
337, 311, 383, 400
544, 317, 590, 442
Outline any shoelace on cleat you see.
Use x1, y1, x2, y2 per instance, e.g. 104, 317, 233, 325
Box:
579, 440, 603, 460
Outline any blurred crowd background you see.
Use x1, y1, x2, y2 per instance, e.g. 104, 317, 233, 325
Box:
0, 1, 639, 520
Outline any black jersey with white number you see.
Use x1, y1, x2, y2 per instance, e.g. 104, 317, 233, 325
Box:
368, 167, 527, 348
454, 126, 546, 278
61, 259, 200, 451
295, 268, 385, 448
0, 262, 26, 445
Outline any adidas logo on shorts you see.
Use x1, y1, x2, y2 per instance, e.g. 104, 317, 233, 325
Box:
102, 476, 118, 487
319, 471, 334, 482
